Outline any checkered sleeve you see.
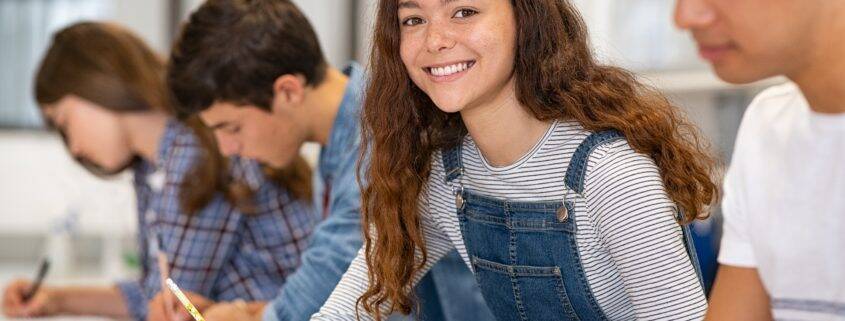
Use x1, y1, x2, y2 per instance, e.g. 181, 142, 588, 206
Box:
117, 164, 156, 321
116, 280, 149, 321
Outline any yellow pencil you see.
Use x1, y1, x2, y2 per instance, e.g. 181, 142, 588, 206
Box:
165, 278, 206, 321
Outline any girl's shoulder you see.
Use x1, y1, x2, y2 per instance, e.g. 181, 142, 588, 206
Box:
159, 120, 202, 157
156, 120, 205, 181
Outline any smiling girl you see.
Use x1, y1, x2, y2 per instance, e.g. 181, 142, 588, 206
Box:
313, 0, 718, 320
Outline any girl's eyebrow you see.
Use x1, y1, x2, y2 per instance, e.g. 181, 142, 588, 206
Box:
398, 1, 419, 9
400, 0, 467, 10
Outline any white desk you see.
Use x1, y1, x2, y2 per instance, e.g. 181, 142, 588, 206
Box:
3, 318, 114, 321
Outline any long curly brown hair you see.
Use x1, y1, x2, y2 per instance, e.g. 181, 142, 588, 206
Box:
358, 0, 720, 318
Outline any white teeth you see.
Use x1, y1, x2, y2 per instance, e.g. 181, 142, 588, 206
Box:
429, 62, 472, 77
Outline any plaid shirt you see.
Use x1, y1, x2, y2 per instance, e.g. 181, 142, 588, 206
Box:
117, 120, 318, 321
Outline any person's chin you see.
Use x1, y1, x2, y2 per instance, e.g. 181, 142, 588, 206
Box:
434, 104, 464, 114
260, 156, 289, 170
77, 156, 136, 177
430, 96, 467, 114
712, 63, 773, 85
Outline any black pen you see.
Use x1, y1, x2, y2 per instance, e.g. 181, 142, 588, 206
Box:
22, 258, 50, 302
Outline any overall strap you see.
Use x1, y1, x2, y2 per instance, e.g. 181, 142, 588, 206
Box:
442, 142, 465, 183
564, 130, 625, 195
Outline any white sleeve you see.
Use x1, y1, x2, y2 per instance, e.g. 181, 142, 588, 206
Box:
717, 165, 755, 267
310, 189, 456, 321
716, 105, 758, 268
584, 142, 707, 320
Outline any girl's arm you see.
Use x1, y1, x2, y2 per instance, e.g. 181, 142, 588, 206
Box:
585, 142, 708, 320
705, 265, 772, 321
310, 194, 457, 321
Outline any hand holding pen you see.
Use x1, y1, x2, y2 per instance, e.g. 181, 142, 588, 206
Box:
1, 259, 56, 318
147, 286, 214, 321
146, 232, 214, 321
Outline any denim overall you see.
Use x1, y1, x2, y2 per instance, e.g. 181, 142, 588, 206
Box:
442, 130, 703, 321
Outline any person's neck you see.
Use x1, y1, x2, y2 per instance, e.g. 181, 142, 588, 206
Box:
303, 67, 350, 146
460, 78, 552, 167
122, 111, 170, 165
789, 8, 845, 114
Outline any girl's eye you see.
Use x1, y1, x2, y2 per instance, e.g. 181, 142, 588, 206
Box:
402, 17, 425, 26
453, 8, 478, 18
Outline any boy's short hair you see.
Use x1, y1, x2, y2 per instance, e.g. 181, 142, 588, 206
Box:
169, 0, 327, 115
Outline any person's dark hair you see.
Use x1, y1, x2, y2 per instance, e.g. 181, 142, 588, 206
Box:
34, 21, 311, 214
357, 0, 720, 318
169, 0, 327, 115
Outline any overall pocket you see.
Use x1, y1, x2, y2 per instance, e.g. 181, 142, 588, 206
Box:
472, 256, 581, 321
459, 197, 583, 321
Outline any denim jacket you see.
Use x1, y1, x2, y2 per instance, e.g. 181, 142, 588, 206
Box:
263, 63, 368, 321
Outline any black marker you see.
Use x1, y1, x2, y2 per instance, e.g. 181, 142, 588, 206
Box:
22, 258, 50, 302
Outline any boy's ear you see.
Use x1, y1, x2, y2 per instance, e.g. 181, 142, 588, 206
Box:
271, 74, 306, 113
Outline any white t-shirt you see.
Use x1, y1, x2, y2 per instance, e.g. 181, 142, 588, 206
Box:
720, 82, 845, 321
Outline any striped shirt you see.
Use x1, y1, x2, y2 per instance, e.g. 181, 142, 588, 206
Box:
314, 121, 707, 320
117, 120, 318, 321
